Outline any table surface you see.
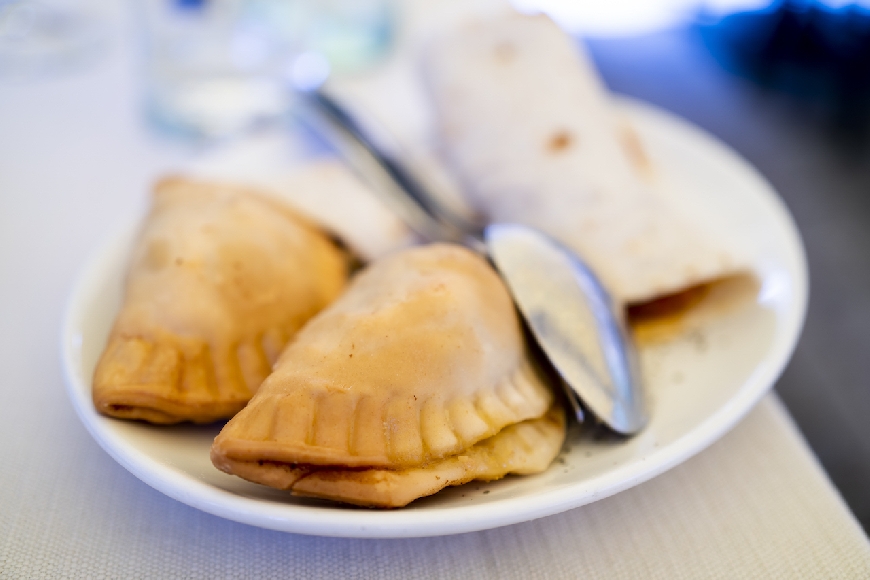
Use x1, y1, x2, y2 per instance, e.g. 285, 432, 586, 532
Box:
1, 4, 869, 578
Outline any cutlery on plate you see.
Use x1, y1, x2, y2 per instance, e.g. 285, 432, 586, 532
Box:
289, 64, 647, 435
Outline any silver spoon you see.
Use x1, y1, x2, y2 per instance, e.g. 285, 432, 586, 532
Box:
290, 63, 647, 435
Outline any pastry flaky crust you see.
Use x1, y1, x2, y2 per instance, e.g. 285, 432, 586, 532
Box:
213, 405, 565, 509
211, 244, 561, 506
93, 177, 349, 424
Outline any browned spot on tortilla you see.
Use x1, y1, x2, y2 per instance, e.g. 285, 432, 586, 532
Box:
547, 131, 574, 153
620, 123, 652, 179
494, 42, 516, 63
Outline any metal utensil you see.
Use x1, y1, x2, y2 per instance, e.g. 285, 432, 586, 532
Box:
291, 77, 647, 435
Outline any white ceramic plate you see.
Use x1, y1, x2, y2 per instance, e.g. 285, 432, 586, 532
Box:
61, 100, 807, 538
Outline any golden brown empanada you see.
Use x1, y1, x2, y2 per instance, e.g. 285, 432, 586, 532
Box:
93, 177, 348, 424
211, 244, 557, 494
214, 405, 565, 508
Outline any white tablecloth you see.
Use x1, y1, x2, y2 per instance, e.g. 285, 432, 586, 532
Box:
1, 4, 868, 578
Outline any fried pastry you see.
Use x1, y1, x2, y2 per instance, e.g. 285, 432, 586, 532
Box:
211, 244, 560, 505
92, 178, 348, 424
423, 14, 747, 306
214, 405, 565, 508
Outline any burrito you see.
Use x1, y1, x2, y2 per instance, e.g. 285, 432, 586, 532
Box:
422, 13, 747, 308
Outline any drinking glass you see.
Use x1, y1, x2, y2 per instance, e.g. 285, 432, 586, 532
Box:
140, 0, 303, 138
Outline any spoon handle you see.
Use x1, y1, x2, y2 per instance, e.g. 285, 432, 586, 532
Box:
296, 89, 474, 244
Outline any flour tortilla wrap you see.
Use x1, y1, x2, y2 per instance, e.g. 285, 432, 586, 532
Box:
422, 13, 745, 306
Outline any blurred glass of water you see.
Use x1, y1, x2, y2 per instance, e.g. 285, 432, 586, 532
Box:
141, 0, 395, 139
141, 0, 305, 139
305, 0, 394, 73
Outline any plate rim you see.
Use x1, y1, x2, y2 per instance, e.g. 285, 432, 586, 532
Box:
60, 98, 809, 538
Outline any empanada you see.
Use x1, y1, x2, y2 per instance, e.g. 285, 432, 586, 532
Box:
211, 244, 556, 480
214, 405, 565, 508
92, 178, 348, 424
423, 14, 747, 306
